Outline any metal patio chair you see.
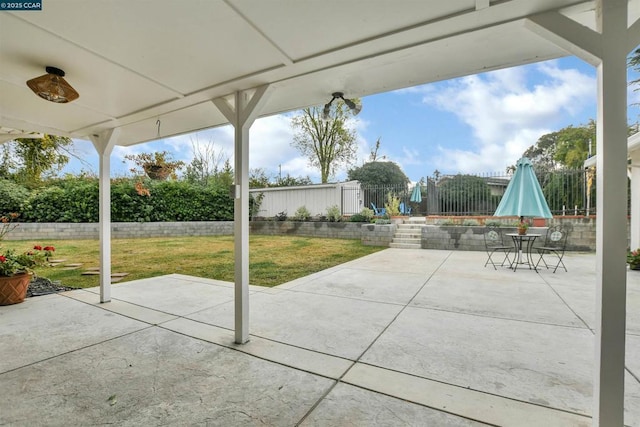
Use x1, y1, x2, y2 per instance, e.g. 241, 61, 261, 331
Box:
370, 202, 386, 216
535, 226, 569, 273
484, 225, 512, 269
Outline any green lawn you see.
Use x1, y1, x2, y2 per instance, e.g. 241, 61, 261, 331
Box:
2, 236, 384, 288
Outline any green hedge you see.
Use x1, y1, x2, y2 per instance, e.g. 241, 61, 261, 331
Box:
1, 178, 235, 222
0, 179, 30, 214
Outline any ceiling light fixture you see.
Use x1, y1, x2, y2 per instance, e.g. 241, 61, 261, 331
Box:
26, 66, 79, 103
322, 92, 362, 120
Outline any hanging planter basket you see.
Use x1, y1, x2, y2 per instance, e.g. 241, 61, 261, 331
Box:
143, 164, 171, 181
0, 273, 31, 305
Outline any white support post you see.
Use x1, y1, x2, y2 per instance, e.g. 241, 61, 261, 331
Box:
90, 129, 119, 303
526, 2, 629, 424
593, 1, 628, 425
631, 154, 640, 250
213, 86, 271, 344
235, 109, 250, 343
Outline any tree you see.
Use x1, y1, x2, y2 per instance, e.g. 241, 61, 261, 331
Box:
249, 168, 270, 188
0, 145, 15, 180
368, 137, 386, 162
629, 47, 640, 101
349, 161, 410, 212
521, 121, 596, 172
8, 134, 74, 187
438, 174, 491, 215
291, 102, 358, 183
552, 120, 596, 169
273, 174, 312, 187
347, 161, 409, 187
217, 159, 234, 189
184, 137, 228, 186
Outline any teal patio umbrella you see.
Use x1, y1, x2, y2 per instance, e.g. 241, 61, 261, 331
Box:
410, 183, 422, 203
494, 157, 552, 219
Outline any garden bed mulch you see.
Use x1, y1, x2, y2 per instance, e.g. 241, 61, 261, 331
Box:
27, 277, 76, 298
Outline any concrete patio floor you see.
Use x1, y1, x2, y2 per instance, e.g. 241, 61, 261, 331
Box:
1, 249, 639, 426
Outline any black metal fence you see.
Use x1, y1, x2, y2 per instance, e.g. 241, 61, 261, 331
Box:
342, 168, 613, 216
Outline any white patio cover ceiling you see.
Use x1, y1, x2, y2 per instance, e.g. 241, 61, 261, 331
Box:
3, 3, 640, 425
0, 0, 629, 145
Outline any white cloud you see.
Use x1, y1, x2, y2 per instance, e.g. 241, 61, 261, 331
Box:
248, 115, 301, 176
423, 61, 596, 172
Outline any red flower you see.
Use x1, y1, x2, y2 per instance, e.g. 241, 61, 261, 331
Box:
0, 256, 5, 262
33, 245, 42, 250
44, 246, 55, 252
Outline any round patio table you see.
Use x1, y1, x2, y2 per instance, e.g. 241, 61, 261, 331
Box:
505, 233, 541, 272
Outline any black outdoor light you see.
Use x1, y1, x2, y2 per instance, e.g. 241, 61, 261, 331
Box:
322, 92, 362, 120
26, 66, 79, 103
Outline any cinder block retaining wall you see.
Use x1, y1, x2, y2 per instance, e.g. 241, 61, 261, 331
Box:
249, 221, 362, 239
422, 217, 597, 252
3, 217, 598, 251
360, 224, 396, 246
4, 221, 362, 241
423, 226, 550, 251
4, 222, 235, 240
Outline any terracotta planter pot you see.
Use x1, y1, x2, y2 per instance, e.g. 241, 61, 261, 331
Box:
532, 218, 547, 227
518, 227, 527, 235
0, 273, 31, 305
390, 216, 407, 225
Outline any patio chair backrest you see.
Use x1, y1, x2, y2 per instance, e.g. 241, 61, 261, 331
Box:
370, 202, 386, 216
484, 225, 504, 246
543, 226, 569, 249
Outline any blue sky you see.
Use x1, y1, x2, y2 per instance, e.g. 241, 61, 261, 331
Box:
65, 56, 640, 183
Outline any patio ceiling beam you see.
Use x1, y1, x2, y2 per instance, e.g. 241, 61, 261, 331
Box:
67, 1, 575, 145
525, 1, 632, 425
524, 11, 602, 66
0, 116, 71, 141
628, 18, 640, 51
475, 0, 490, 11
212, 84, 272, 344
90, 128, 120, 303
0, 133, 44, 144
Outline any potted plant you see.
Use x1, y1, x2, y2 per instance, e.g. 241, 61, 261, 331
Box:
517, 219, 529, 235
384, 192, 404, 224
628, 249, 640, 270
0, 245, 52, 305
124, 151, 185, 181
0, 212, 55, 305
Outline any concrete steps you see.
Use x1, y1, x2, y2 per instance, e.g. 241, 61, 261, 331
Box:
389, 218, 427, 249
